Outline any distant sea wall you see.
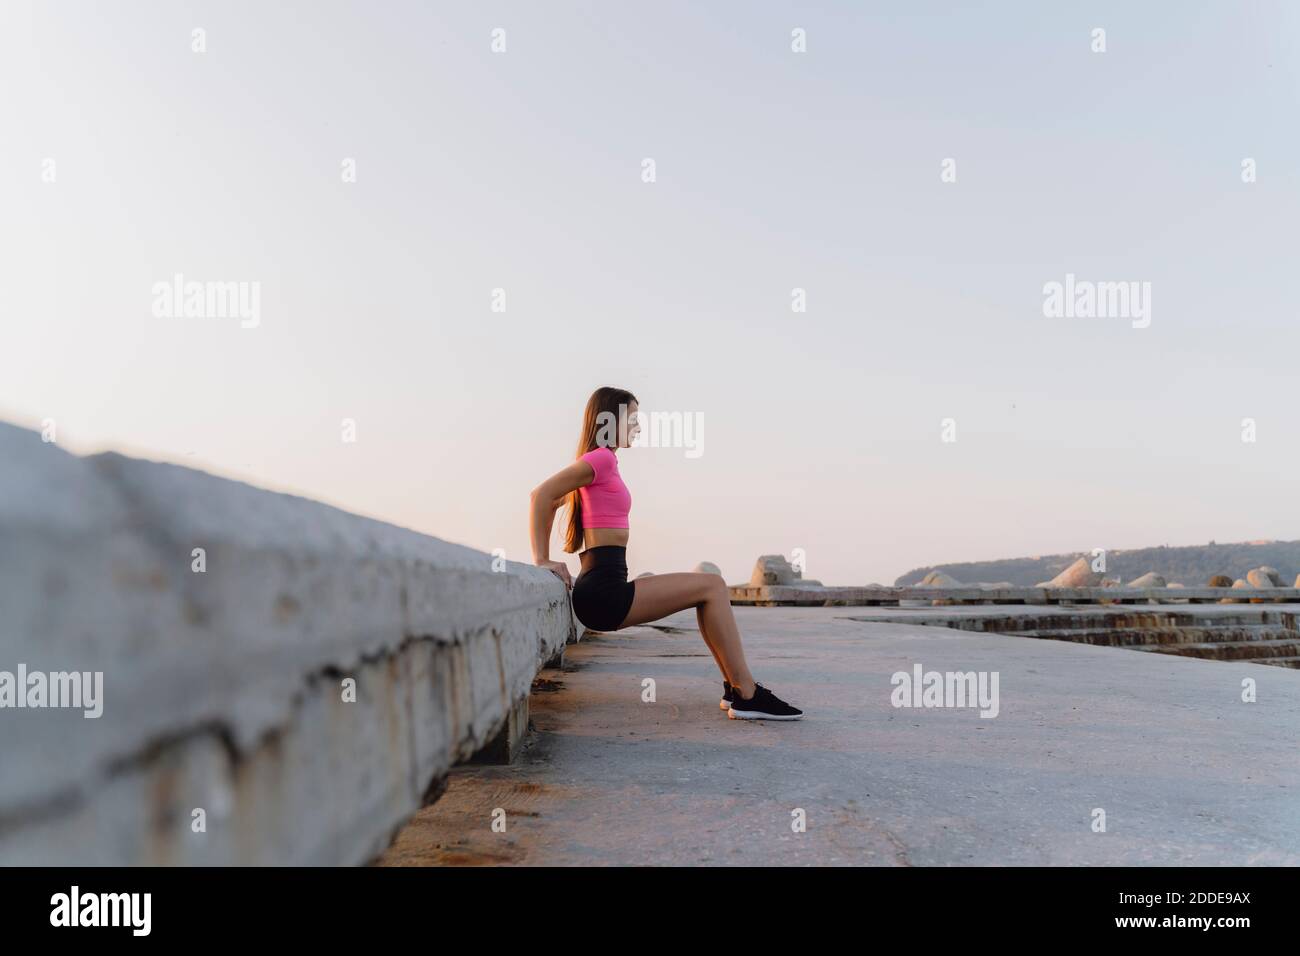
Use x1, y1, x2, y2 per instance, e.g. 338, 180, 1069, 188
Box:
896, 542, 1300, 588
0, 422, 573, 864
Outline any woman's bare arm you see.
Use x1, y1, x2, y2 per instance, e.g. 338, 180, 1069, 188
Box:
529, 459, 594, 587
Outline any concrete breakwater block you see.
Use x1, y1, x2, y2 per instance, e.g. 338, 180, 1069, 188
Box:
0, 422, 573, 864
750, 554, 797, 586
1126, 572, 1166, 589
1036, 556, 1104, 588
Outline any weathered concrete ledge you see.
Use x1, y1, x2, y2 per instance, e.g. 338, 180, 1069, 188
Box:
839, 604, 1300, 667
730, 584, 1300, 606
0, 422, 573, 865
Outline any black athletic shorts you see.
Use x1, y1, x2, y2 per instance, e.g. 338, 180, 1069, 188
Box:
572, 545, 636, 632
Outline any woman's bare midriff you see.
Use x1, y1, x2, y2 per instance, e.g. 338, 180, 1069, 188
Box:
584, 528, 629, 549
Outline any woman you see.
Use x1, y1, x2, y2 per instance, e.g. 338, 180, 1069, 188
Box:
529, 386, 804, 720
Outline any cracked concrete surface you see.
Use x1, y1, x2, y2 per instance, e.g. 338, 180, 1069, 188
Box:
378, 606, 1300, 866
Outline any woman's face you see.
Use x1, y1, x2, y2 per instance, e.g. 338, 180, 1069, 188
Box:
620, 401, 641, 447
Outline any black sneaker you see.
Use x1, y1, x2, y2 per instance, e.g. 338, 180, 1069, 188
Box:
720, 681, 734, 710
728, 683, 804, 721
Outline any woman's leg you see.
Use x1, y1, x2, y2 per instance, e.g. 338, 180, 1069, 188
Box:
619, 573, 756, 697
623, 574, 730, 679
693, 604, 729, 681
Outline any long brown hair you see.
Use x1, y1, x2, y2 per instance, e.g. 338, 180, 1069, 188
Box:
562, 386, 637, 553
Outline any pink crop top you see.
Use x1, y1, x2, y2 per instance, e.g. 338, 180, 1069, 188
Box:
578, 446, 632, 529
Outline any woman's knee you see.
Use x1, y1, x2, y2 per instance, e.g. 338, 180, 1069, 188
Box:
696, 572, 728, 603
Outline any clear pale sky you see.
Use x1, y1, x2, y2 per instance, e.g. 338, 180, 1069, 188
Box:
3, 1, 1298, 585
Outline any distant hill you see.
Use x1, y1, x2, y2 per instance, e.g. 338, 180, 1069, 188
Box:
894, 540, 1300, 587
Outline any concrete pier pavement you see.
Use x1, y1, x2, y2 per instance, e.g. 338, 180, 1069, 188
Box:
376, 607, 1300, 866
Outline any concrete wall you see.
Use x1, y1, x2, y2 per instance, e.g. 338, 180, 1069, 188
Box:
730, 583, 1300, 606
0, 422, 573, 864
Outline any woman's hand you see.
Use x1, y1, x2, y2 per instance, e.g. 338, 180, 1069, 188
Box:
537, 559, 573, 590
